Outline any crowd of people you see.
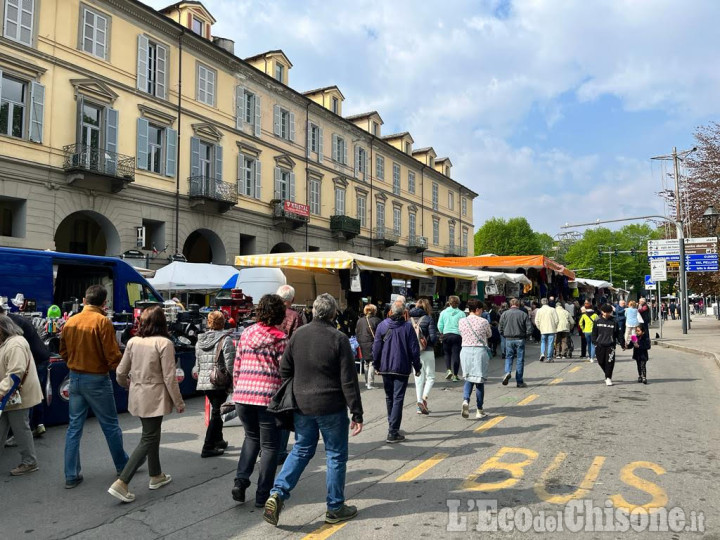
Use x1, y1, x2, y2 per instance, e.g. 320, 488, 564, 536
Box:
0, 283, 658, 528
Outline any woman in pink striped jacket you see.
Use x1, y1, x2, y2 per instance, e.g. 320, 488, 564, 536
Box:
231, 294, 288, 508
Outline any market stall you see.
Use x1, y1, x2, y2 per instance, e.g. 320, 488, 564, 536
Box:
572, 278, 614, 305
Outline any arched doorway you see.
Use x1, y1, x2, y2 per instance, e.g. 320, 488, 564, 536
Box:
54, 210, 121, 256
270, 242, 295, 254
183, 228, 226, 264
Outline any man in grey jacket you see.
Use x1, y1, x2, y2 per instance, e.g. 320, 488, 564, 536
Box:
498, 298, 534, 388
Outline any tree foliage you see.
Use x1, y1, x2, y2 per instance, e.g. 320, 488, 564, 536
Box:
474, 217, 544, 256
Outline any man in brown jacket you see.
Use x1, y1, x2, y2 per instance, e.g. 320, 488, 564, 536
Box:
61, 285, 128, 489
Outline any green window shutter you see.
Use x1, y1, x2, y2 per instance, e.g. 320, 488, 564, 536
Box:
190, 136, 200, 177
235, 86, 244, 129
273, 105, 281, 136
289, 112, 295, 142
289, 172, 296, 202
165, 127, 177, 178
156, 44, 167, 99
354, 144, 360, 178
255, 159, 262, 199
214, 144, 223, 181
274, 167, 281, 199
137, 34, 149, 92
105, 107, 119, 175
29, 81, 45, 143
318, 127, 324, 162
237, 152, 245, 194
136, 117, 149, 170
254, 94, 262, 137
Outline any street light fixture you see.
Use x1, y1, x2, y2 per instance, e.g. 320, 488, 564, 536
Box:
702, 205, 720, 232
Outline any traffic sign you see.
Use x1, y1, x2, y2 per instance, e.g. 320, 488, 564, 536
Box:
649, 255, 680, 262
644, 275, 656, 290
650, 259, 667, 281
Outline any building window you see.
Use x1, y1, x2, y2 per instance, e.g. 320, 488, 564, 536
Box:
372, 121, 378, 136
449, 224, 456, 247
376, 202, 385, 230
137, 118, 176, 177
448, 191, 455, 211
146, 124, 164, 174
432, 182, 439, 211
275, 62, 284, 82
462, 197, 467, 217
80, 102, 102, 152
357, 195, 366, 227
191, 16, 203, 36
137, 35, 167, 99
244, 91, 255, 124
446, 166, 450, 177
408, 171, 416, 194
197, 63, 216, 106
273, 167, 295, 201
376, 155, 385, 180
409, 212, 416, 239
0, 197, 26, 237
404, 141, 411, 154
3, 0, 34, 46
309, 178, 320, 215
429, 156, 434, 167
80, 6, 109, 59
462, 228, 469, 254
332, 134, 347, 164
198, 140, 213, 177
357, 147, 367, 176
334, 187, 346, 215
392, 163, 400, 195
433, 219, 440, 245
0, 75, 26, 138
239, 156, 257, 198
331, 96, 338, 113
310, 123, 320, 153
273, 105, 295, 141
190, 137, 223, 184
393, 206, 401, 235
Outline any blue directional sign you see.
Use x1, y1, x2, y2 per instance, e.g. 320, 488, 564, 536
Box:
685, 253, 719, 272
649, 255, 680, 262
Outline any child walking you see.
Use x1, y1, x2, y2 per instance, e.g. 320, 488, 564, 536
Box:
631, 326, 651, 384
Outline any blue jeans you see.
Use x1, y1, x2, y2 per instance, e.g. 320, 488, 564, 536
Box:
584, 333, 595, 358
271, 410, 349, 511
540, 334, 555, 358
463, 381, 484, 409
382, 374, 409, 437
504, 339, 525, 384
64, 372, 128, 481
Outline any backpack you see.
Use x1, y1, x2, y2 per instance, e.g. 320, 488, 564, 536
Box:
411, 316, 428, 351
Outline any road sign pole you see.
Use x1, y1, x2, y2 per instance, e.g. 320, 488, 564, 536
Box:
659, 280, 663, 339
679, 234, 688, 334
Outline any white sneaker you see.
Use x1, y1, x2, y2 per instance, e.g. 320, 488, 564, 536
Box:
589, 357, 595, 363
461, 400, 469, 419
476, 409, 488, 419
605, 378, 613, 386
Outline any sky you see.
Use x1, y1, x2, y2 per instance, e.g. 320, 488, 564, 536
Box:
141, 0, 720, 237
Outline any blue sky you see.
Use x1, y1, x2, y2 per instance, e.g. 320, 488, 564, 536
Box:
142, 0, 720, 236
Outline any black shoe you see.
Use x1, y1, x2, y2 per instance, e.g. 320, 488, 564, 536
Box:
637, 377, 643, 383
642, 378, 648, 385
386, 433, 406, 444
263, 493, 283, 526
516, 382, 528, 388
325, 504, 358, 524
65, 475, 84, 489
255, 498, 267, 509
232, 481, 247, 503
502, 373, 511, 386
216, 440, 229, 451
201, 448, 225, 458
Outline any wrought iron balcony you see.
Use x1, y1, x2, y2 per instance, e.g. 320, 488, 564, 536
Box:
374, 227, 400, 247
408, 235, 428, 253
330, 214, 361, 240
444, 244, 465, 257
272, 200, 310, 231
62, 143, 135, 193
189, 175, 237, 213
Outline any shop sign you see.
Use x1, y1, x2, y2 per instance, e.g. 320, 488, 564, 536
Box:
284, 201, 310, 217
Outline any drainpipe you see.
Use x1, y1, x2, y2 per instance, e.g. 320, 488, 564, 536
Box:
305, 101, 310, 251
369, 139, 374, 258
174, 29, 185, 255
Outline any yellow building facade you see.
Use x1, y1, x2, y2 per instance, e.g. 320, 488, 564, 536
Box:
0, 0, 476, 266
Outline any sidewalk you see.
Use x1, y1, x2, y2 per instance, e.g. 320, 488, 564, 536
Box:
651, 315, 720, 368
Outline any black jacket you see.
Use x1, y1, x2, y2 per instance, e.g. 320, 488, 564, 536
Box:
591, 315, 619, 348
631, 333, 651, 361
499, 307, 533, 339
9, 313, 50, 369
408, 307, 438, 347
280, 319, 363, 423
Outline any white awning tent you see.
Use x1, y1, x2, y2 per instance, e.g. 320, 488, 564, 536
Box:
147, 261, 238, 291
574, 278, 613, 289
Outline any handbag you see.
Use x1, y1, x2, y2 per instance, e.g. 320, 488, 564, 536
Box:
637, 312, 644, 324
267, 377, 297, 431
209, 334, 232, 390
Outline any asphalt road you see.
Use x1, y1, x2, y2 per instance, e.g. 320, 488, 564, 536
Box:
1, 337, 718, 539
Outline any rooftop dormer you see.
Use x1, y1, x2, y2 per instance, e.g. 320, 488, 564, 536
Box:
345, 111, 384, 137
245, 50, 293, 85
160, 1, 216, 40
435, 157, 452, 178
303, 86, 345, 115
382, 132, 414, 155
412, 147, 437, 167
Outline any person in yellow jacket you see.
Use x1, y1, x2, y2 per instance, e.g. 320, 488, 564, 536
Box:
578, 307, 598, 362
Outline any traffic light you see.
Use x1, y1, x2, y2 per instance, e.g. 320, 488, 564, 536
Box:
631, 248, 637, 256
614, 249, 619, 256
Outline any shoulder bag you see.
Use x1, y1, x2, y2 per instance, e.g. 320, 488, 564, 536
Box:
209, 333, 232, 391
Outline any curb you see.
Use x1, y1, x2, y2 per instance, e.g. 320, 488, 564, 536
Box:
652, 339, 720, 370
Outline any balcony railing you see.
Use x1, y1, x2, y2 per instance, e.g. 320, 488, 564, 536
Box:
374, 227, 400, 247
272, 200, 309, 230
444, 244, 465, 257
188, 176, 237, 213
408, 235, 428, 253
62, 143, 135, 191
330, 214, 361, 239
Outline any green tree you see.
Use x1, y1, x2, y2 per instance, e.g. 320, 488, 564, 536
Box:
474, 217, 542, 255
535, 232, 555, 258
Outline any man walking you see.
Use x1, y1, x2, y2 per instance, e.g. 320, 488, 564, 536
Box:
373, 300, 421, 443
60, 285, 128, 488
554, 302, 574, 359
264, 294, 363, 527
534, 298, 559, 362
499, 299, 533, 388
592, 304, 620, 386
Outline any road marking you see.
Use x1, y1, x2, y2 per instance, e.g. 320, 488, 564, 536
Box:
396, 453, 450, 482
461, 446, 539, 491
517, 394, 539, 406
302, 523, 349, 540
534, 452, 606, 504
549, 378, 563, 385
609, 461, 668, 512
569, 366, 582, 373
474, 415, 506, 433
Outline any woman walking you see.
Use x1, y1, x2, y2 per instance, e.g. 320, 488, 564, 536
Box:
631, 326, 651, 384
0, 314, 42, 476
458, 300, 492, 420
195, 311, 236, 457
409, 299, 438, 415
624, 301, 639, 347
355, 304, 381, 390
232, 294, 288, 507
109, 306, 185, 503
438, 296, 465, 381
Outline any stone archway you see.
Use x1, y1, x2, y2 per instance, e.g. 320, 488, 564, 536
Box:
54, 210, 121, 256
270, 242, 295, 254
183, 228, 227, 264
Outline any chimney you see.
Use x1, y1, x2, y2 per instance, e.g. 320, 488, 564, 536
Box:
212, 36, 235, 55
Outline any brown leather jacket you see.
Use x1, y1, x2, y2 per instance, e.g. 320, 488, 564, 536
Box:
60, 305, 122, 374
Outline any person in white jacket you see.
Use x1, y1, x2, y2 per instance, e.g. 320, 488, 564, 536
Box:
553, 303, 575, 359
534, 299, 559, 362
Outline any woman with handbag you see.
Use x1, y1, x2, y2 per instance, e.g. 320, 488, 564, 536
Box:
108, 306, 185, 503
0, 314, 42, 476
458, 300, 492, 420
195, 311, 236, 458
231, 294, 287, 507
409, 299, 438, 415
355, 304, 381, 389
